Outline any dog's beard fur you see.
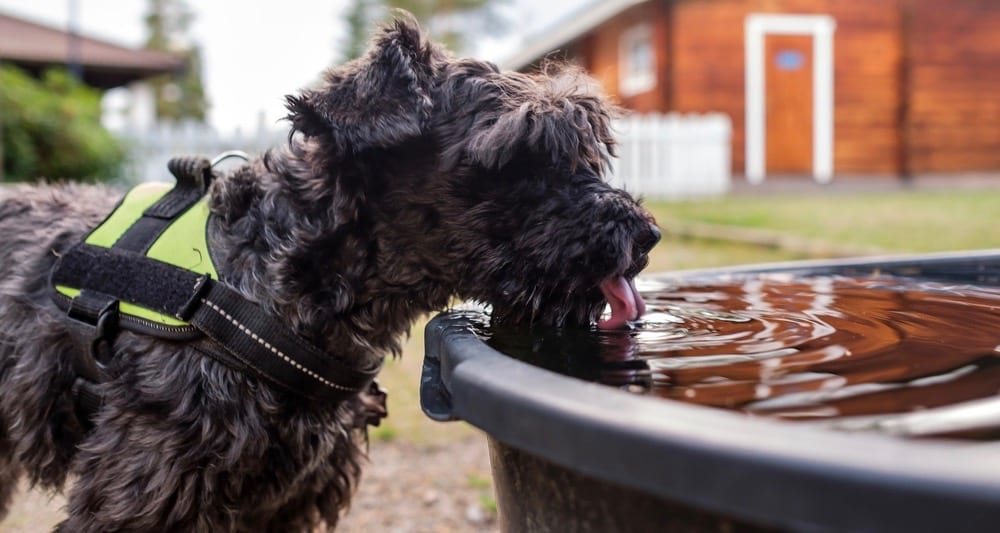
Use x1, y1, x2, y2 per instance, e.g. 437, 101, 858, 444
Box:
0, 14, 657, 532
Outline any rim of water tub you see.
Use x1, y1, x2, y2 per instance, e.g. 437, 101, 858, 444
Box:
421, 249, 1000, 532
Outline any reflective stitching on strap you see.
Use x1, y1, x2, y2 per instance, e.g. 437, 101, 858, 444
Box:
201, 298, 356, 392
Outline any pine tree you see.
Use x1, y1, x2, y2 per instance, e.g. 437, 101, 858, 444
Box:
144, 0, 209, 122
340, 0, 508, 63
342, 0, 381, 63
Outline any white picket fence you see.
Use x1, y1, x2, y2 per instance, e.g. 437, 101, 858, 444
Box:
609, 113, 732, 198
116, 113, 732, 197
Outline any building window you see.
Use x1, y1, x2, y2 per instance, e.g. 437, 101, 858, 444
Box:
619, 24, 656, 97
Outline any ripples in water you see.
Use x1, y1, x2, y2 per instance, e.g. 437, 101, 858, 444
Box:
487, 275, 1000, 439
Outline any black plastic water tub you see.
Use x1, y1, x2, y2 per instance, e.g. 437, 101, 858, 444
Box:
420, 250, 1000, 532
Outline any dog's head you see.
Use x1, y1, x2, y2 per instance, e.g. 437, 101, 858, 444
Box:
282, 16, 659, 330
429, 57, 661, 329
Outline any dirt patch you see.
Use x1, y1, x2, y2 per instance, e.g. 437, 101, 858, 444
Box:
2, 434, 498, 532
340, 434, 498, 532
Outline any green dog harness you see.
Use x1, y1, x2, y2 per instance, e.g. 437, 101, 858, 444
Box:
56, 181, 217, 327
51, 156, 383, 423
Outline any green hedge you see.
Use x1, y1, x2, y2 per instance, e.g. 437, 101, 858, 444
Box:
0, 65, 124, 183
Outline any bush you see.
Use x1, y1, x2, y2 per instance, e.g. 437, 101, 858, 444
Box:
0, 65, 124, 183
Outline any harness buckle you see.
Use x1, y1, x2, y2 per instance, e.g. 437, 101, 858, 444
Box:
64, 296, 120, 424
66, 297, 120, 378
91, 302, 119, 359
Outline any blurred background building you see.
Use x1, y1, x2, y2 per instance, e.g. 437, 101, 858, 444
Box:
0, 0, 997, 194
0, 12, 180, 90
506, 0, 1000, 184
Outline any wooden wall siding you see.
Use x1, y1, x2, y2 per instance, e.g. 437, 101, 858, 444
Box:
907, 0, 1000, 172
671, 1, 749, 171
570, 3, 672, 112
670, 0, 902, 175
527, 0, 1000, 175
830, 1, 902, 175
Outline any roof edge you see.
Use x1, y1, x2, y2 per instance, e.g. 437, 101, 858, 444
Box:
0, 10, 182, 71
501, 0, 649, 71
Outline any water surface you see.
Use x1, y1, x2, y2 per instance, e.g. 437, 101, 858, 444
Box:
488, 274, 1000, 439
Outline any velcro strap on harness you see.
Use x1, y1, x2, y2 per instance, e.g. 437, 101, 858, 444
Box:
53, 243, 378, 402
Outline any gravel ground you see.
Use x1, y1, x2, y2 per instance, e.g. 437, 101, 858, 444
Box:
2, 434, 498, 532
339, 434, 498, 532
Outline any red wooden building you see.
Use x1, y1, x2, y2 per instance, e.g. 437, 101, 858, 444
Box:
506, 0, 1000, 182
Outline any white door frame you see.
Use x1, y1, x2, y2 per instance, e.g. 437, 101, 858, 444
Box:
745, 14, 836, 183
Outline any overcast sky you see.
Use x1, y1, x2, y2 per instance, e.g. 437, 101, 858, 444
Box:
0, 0, 584, 131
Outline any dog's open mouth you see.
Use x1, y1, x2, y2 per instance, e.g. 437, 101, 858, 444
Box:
598, 276, 645, 329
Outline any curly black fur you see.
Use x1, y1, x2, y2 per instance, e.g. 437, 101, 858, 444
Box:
0, 16, 658, 532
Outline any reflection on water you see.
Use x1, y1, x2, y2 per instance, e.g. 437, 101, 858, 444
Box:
487, 275, 1000, 439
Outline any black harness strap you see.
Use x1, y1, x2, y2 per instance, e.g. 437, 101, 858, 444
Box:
57, 155, 382, 424
53, 243, 378, 402
113, 157, 213, 252
65, 157, 213, 420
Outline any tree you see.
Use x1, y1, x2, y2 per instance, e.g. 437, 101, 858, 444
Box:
343, 0, 382, 63
0, 65, 124, 182
340, 0, 509, 63
143, 0, 208, 122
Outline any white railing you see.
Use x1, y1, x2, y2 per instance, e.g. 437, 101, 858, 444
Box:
114, 121, 289, 183
116, 113, 733, 198
609, 113, 732, 198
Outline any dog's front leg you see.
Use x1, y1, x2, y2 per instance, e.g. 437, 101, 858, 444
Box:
56, 412, 245, 532
0, 438, 21, 524
52, 344, 363, 532
52, 346, 268, 532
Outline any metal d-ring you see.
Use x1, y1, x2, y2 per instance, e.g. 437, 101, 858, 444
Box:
211, 150, 250, 168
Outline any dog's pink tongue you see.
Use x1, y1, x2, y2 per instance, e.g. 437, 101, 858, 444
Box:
598, 276, 645, 329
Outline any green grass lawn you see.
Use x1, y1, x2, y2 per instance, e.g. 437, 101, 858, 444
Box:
648, 189, 1000, 253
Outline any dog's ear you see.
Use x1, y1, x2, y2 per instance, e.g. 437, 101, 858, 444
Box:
285, 16, 436, 153
459, 67, 618, 175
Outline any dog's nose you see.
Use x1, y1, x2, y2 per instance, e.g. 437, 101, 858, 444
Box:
638, 224, 661, 254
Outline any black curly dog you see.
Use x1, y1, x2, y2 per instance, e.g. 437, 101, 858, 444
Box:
0, 17, 658, 531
